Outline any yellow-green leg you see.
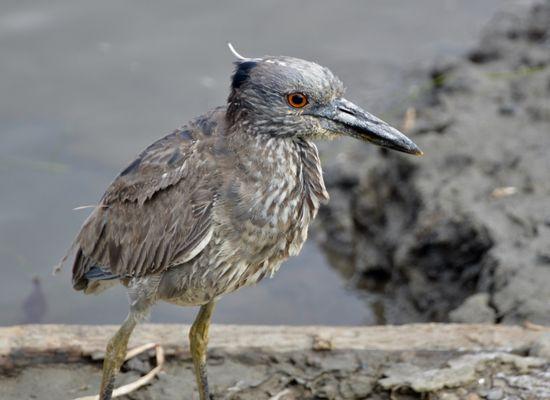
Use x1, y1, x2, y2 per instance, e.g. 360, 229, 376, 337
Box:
189, 301, 216, 400
99, 314, 137, 400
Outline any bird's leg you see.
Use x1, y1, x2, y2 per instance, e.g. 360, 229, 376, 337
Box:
189, 301, 216, 400
99, 314, 137, 400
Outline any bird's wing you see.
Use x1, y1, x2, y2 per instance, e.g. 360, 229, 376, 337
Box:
72, 113, 222, 290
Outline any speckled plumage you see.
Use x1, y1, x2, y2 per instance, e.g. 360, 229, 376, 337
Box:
72, 56, 342, 310
69, 51, 421, 400
72, 90, 329, 309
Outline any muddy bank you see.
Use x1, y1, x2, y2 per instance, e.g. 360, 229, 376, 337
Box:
1, 324, 549, 399
317, 0, 550, 325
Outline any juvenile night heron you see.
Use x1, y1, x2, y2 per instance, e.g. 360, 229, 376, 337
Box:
69, 45, 421, 400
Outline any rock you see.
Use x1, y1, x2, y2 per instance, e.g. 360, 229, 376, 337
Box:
310, 373, 340, 399
123, 356, 151, 375
486, 387, 504, 400
450, 293, 496, 323
379, 361, 476, 392
439, 393, 460, 400
312, 335, 333, 352
498, 103, 516, 116
379, 352, 547, 393
529, 333, 550, 361
338, 375, 374, 399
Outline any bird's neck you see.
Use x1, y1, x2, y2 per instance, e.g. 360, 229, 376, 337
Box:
225, 130, 329, 217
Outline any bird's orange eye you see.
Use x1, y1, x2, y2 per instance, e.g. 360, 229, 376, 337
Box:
286, 92, 308, 108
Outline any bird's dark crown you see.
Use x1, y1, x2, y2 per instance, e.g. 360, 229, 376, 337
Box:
226, 56, 344, 137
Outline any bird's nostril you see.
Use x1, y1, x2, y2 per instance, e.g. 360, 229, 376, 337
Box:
338, 107, 356, 116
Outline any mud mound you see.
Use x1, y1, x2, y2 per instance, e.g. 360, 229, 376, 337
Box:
318, 0, 550, 325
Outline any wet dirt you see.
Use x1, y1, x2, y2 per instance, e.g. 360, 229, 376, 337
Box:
2, 348, 548, 399
317, 0, 550, 326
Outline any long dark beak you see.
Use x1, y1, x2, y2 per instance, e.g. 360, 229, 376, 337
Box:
317, 98, 423, 156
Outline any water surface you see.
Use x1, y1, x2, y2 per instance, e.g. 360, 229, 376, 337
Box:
0, 0, 504, 325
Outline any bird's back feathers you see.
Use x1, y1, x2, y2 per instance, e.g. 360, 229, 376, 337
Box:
71, 109, 225, 291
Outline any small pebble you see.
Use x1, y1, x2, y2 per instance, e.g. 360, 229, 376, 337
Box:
312, 335, 333, 351
305, 355, 322, 368
499, 103, 516, 116
439, 393, 459, 400
486, 387, 504, 400
124, 357, 151, 374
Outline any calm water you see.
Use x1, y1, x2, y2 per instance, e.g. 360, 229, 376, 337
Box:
0, 0, 505, 326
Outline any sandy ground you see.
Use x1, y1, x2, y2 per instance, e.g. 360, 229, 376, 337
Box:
318, 0, 550, 326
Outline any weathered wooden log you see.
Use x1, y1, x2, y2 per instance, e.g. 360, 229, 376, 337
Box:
1, 323, 547, 372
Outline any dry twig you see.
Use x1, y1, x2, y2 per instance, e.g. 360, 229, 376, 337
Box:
72, 343, 164, 400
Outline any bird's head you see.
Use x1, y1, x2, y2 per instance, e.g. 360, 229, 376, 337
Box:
226, 45, 422, 156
